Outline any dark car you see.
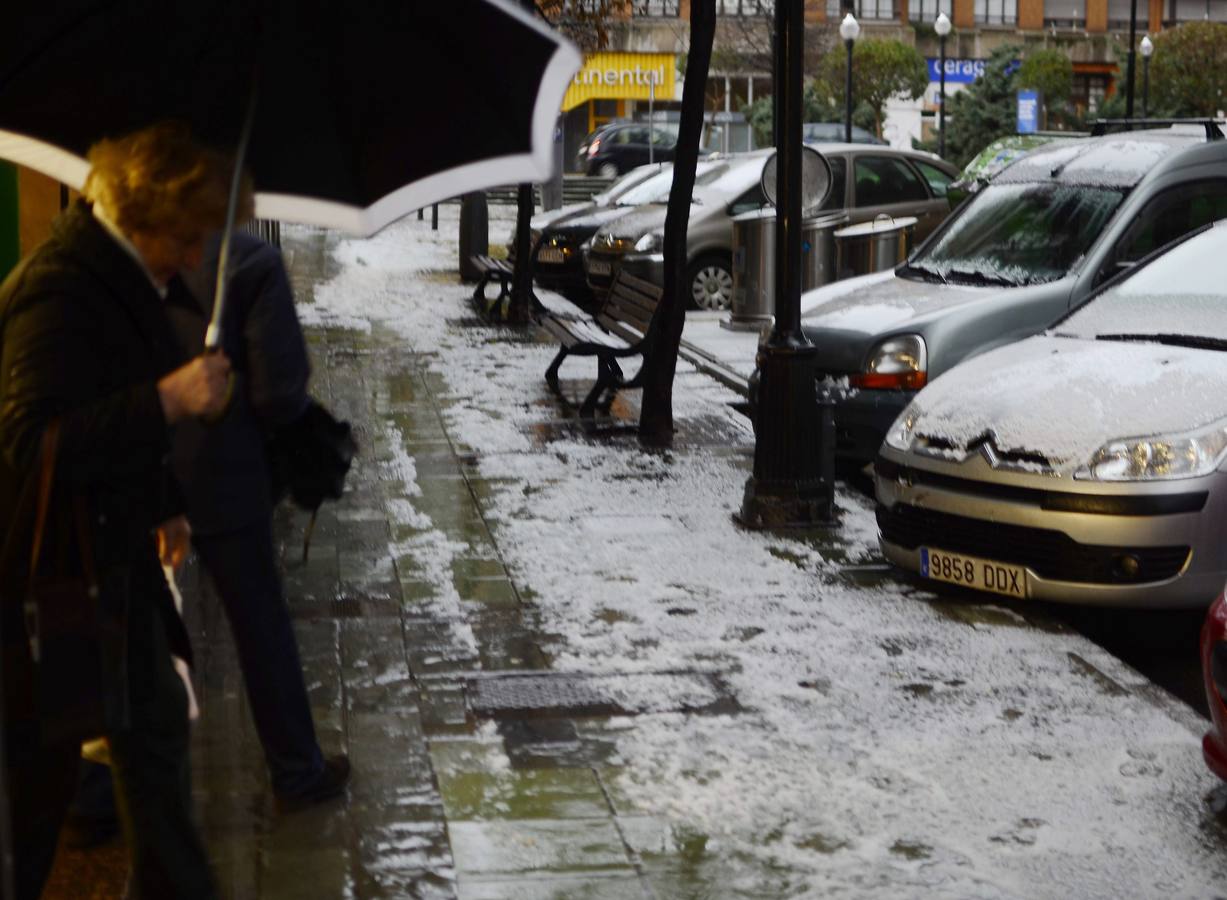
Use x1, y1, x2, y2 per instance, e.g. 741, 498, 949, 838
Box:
578, 122, 677, 177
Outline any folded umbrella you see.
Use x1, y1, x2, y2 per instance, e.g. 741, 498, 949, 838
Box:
0, 0, 580, 236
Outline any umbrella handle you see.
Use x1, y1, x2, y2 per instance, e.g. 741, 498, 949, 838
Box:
200, 345, 235, 426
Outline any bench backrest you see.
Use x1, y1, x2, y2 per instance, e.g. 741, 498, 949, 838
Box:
596, 270, 663, 342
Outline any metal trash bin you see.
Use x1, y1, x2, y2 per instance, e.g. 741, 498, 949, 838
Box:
724, 208, 776, 331
833, 215, 917, 280
801, 211, 848, 292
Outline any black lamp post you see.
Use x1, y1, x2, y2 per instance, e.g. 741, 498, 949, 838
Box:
740, 0, 834, 529
841, 13, 860, 143
1141, 34, 1154, 117
1125, 0, 1138, 117
935, 12, 951, 158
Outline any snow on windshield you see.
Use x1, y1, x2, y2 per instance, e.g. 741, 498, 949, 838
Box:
909, 336, 1227, 467
1059, 223, 1227, 340
615, 162, 719, 206
918, 183, 1122, 286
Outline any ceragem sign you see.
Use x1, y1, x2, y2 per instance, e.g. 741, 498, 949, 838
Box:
562, 53, 677, 111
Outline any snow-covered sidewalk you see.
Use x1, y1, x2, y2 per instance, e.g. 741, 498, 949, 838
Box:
290, 203, 1227, 899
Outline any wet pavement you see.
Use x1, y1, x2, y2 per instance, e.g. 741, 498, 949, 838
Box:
41, 207, 1227, 898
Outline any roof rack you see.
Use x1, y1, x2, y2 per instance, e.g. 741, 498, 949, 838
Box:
1090, 118, 1225, 140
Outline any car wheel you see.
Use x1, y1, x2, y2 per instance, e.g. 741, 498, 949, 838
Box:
597, 162, 619, 178
687, 254, 734, 311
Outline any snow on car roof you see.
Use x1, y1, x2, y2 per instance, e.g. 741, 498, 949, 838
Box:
994, 132, 1204, 188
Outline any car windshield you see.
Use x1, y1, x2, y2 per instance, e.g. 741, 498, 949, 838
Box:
595, 164, 670, 205
615, 161, 724, 206
911, 182, 1124, 287
1056, 223, 1227, 344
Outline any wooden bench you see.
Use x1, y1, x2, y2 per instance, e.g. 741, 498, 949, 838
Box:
469, 254, 515, 315
539, 269, 664, 417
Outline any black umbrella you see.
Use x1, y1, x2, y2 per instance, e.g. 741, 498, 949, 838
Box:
0, 0, 580, 235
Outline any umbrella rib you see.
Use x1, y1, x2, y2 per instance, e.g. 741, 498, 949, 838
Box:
205, 79, 258, 352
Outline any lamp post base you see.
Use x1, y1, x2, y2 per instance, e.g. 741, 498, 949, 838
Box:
738, 342, 836, 529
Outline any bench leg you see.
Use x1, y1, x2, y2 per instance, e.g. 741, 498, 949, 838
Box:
472, 273, 493, 312
545, 347, 568, 395
579, 377, 606, 418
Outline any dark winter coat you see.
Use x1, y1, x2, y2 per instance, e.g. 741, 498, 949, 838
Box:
0, 200, 191, 730
167, 232, 310, 535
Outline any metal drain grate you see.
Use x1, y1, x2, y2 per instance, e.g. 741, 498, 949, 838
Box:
466, 670, 738, 719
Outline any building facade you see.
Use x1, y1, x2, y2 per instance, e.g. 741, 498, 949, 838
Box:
562, 0, 1197, 160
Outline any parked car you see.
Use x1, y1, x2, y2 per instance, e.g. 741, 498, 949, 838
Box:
789, 125, 1227, 464
584, 145, 957, 310
802, 122, 885, 145
577, 122, 678, 176
876, 219, 1227, 607
529, 162, 716, 304
946, 133, 1071, 208
506, 163, 670, 280
1201, 592, 1227, 780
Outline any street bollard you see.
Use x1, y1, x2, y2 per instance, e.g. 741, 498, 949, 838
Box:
431, 203, 438, 231
458, 193, 489, 283
417, 208, 424, 221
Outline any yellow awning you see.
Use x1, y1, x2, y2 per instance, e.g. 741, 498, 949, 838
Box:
562, 52, 677, 112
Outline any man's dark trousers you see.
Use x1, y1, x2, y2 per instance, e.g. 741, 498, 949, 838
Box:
193, 519, 323, 795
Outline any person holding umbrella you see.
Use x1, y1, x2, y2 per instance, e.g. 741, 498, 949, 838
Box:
0, 122, 234, 900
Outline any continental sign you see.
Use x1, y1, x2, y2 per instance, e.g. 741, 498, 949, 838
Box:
562, 52, 677, 111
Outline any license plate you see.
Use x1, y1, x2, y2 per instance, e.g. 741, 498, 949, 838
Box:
920, 547, 1025, 599
588, 259, 612, 276
537, 247, 565, 264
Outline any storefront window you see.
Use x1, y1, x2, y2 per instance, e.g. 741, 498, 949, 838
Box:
976, 0, 1018, 23
1044, 0, 1086, 27
1166, 0, 1227, 22
1107, 0, 1136, 28
634, 0, 681, 14
717, 0, 775, 14
856, 0, 898, 19
909, 0, 952, 21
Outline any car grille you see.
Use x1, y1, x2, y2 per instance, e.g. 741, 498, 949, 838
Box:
877, 503, 1191, 584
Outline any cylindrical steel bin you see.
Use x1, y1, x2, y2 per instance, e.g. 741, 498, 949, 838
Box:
800, 211, 848, 291
724, 208, 776, 331
833, 215, 917, 280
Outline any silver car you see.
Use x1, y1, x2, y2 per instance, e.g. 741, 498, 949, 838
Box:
876, 220, 1227, 608
797, 126, 1227, 464
585, 145, 956, 310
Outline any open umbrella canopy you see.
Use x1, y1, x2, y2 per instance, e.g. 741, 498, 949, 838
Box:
0, 0, 580, 235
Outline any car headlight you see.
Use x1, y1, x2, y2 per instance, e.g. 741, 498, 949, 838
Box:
1075, 418, 1227, 481
850, 335, 928, 390
884, 402, 921, 452
634, 232, 663, 253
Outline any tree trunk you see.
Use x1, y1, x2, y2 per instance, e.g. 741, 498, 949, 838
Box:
638, 0, 716, 445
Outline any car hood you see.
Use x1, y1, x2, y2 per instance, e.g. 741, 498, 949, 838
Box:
547, 205, 636, 239
904, 335, 1227, 473
799, 271, 995, 371
531, 202, 595, 231
598, 201, 719, 242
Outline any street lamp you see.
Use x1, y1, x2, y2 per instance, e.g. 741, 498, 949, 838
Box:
840, 13, 860, 144
935, 12, 952, 159
1125, 0, 1139, 117
1140, 35, 1154, 118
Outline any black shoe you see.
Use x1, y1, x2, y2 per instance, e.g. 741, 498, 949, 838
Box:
62, 812, 121, 849
274, 754, 351, 813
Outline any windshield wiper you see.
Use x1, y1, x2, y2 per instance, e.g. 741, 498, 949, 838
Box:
898, 261, 947, 284
945, 266, 1019, 287
1095, 333, 1227, 352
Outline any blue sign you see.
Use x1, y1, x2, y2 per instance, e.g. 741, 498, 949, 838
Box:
1017, 89, 1040, 134
927, 58, 1021, 84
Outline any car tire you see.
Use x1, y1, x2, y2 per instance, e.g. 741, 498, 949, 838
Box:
686, 253, 734, 311
597, 162, 619, 178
